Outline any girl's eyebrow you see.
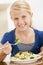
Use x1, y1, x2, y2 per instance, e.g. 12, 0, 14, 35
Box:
22, 15, 26, 17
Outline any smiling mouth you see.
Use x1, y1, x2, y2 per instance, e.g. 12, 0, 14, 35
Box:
18, 25, 26, 28
18, 24, 27, 28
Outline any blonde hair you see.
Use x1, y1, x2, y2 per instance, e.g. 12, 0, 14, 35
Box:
10, 0, 32, 17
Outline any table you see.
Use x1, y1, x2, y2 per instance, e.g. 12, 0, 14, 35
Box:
0, 58, 43, 65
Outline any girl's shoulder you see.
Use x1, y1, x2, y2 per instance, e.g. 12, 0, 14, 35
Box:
4, 29, 15, 36
34, 29, 43, 36
34, 29, 43, 42
1, 29, 15, 44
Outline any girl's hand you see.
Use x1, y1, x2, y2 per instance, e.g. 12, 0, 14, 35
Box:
38, 51, 43, 58
2, 42, 12, 55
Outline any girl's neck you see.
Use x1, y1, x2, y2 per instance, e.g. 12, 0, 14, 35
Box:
15, 28, 33, 36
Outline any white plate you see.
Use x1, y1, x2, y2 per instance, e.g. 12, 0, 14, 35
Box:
11, 55, 41, 63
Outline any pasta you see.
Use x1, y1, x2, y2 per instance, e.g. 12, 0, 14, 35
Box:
13, 51, 38, 60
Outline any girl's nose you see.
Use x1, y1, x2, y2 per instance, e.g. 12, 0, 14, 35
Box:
18, 18, 24, 25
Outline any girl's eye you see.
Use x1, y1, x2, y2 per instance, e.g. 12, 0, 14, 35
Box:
14, 18, 19, 20
22, 16, 26, 18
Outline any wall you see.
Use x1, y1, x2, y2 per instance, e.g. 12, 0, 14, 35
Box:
0, 9, 8, 41
0, 4, 10, 61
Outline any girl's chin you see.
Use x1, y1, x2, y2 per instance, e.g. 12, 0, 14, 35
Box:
18, 28, 27, 31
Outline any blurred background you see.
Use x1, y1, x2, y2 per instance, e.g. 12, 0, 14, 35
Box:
0, 0, 43, 40
0, 0, 43, 61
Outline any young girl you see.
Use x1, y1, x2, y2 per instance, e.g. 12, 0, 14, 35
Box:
0, 0, 43, 61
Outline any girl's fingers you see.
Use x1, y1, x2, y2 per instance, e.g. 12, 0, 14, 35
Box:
2, 43, 12, 54
38, 51, 43, 58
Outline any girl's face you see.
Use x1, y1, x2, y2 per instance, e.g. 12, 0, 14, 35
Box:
11, 9, 32, 31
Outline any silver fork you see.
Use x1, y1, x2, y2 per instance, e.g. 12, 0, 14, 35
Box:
11, 43, 19, 45
0, 41, 19, 50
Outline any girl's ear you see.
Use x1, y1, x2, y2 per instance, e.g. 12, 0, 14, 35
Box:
31, 12, 33, 17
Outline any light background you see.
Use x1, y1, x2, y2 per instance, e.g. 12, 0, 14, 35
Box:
6, 0, 43, 31
0, 0, 42, 31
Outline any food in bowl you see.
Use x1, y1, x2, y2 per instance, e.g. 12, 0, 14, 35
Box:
12, 51, 39, 60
